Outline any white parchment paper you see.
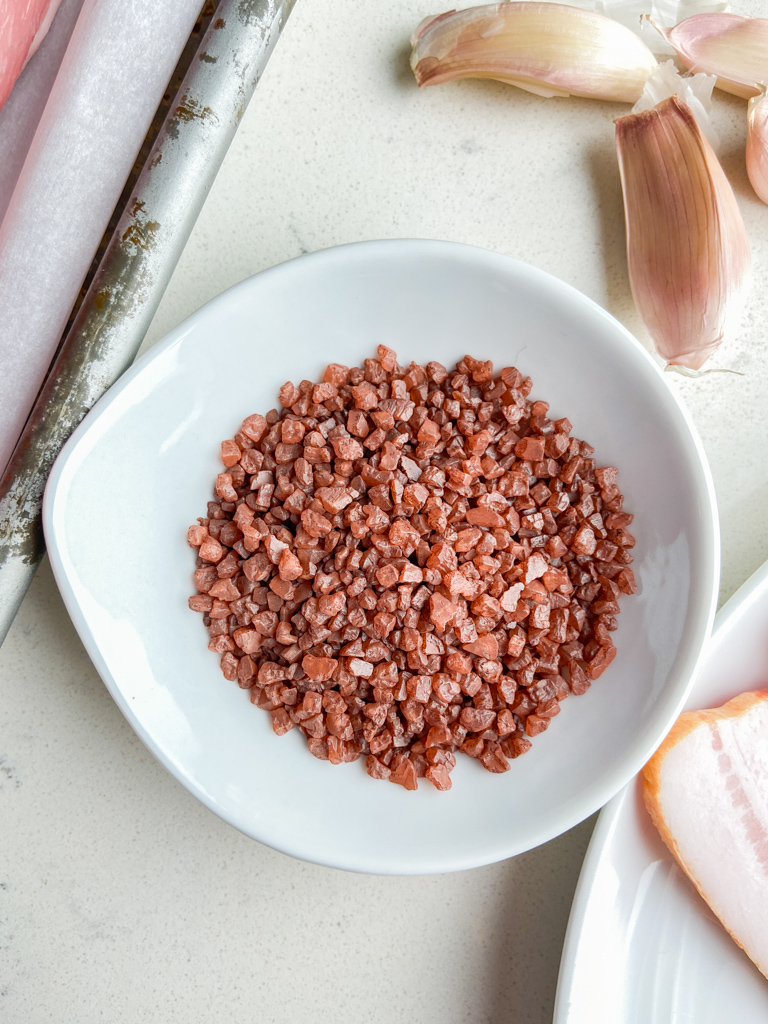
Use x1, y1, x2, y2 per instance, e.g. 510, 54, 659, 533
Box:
0, 0, 202, 474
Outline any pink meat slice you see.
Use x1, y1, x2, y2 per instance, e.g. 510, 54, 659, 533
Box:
642, 689, 768, 978
0, 0, 63, 111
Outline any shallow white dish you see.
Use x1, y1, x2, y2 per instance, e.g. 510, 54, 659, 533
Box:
554, 558, 768, 1023
44, 239, 718, 874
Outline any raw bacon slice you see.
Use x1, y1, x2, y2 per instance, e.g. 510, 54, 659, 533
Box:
0, 0, 63, 111
642, 689, 768, 978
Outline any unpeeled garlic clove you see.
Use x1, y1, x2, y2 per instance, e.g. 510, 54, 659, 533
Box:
649, 13, 768, 99
747, 87, 768, 205
411, 2, 658, 103
615, 96, 751, 369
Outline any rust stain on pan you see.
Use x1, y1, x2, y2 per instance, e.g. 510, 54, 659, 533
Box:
174, 94, 217, 125
121, 217, 160, 252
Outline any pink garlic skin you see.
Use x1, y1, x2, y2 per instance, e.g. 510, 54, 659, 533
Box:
0, 0, 64, 112
661, 13, 768, 100
616, 96, 751, 370
411, 2, 658, 103
747, 90, 768, 206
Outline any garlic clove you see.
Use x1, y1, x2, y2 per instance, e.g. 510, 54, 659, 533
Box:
747, 87, 768, 205
615, 96, 751, 369
649, 13, 768, 100
411, 3, 658, 103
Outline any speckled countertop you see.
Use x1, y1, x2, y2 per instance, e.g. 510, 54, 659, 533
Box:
3, 1, 768, 1021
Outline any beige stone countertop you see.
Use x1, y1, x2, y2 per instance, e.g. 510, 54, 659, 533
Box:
3, 1, 767, 1020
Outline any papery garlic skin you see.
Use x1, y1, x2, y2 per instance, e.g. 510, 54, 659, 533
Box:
632, 59, 718, 148
747, 88, 768, 205
411, 3, 658, 103
616, 96, 751, 369
597, 0, 729, 56
652, 13, 768, 99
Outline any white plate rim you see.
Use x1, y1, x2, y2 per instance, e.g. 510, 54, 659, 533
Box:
553, 555, 768, 1020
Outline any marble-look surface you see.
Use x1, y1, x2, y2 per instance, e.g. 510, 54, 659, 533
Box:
2, 0, 767, 1020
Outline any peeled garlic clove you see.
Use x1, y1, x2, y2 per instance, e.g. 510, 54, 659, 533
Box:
747, 87, 768, 205
615, 96, 751, 369
650, 13, 768, 99
411, 2, 658, 103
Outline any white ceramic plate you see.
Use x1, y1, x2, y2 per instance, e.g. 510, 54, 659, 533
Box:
555, 558, 768, 1023
43, 239, 718, 874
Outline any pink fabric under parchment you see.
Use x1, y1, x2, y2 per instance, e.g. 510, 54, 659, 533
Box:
0, 0, 203, 475
0, 0, 64, 110
0, 0, 85, 227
